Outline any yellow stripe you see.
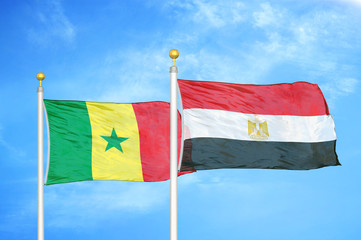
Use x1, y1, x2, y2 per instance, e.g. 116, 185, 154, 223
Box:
86, 102, 143, 181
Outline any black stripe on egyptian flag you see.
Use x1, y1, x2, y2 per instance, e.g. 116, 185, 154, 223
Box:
180, 138, 340, 171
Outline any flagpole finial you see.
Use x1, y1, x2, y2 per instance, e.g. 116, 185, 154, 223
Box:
36, 72, 45, 87
169, 49, 179, 66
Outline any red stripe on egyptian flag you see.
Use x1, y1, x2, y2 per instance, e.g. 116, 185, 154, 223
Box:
177, 79, 329, 116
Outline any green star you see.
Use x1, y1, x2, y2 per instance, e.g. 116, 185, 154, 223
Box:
101, 128, 128, 153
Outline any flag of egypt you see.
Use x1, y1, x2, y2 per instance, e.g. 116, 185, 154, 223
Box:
178, 79, 340, 172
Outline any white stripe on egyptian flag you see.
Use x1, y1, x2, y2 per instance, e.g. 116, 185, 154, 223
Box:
178, 79, 340, 171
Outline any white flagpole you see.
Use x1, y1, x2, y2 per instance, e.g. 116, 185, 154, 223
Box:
169, 49, 179, 240
37, 72, 45, 240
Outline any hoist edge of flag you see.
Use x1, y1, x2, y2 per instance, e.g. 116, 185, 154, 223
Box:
44, 100, 93, 185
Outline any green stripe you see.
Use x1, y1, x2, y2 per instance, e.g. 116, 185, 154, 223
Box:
44, 100, 93, 185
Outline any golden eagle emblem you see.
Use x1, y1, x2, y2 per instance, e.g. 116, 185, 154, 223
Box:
248, 116, 269, 140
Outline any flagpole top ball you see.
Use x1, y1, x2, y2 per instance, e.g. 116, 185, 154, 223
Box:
169, 49, 179, 66
36, 72, 45, 87
169, 49, 179, 59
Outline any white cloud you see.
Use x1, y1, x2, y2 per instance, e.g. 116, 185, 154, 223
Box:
337, 78, 358, 93
164, 1, 360, 94
246, 2, 361, 96
323, 77, 359, 94
27, 0, 75, 45
164, 0, 246, 28
319, 78, 359, 108
47, 1, 360, 108
333, 0, 361, 7
192, 0, 245, 27
253, 2, 283, 28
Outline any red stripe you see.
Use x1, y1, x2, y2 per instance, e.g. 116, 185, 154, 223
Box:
132, 102, 190, 182
178, 80, 329, 116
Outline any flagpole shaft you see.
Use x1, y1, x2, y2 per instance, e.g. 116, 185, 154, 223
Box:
170, 64, 178, 240
37, 85, 44, 240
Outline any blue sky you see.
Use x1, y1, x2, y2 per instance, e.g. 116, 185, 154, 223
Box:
1, 0, 361, 239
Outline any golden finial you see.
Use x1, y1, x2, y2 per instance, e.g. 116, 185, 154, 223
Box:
169, 49, 179, 66
36, 72, 45, 87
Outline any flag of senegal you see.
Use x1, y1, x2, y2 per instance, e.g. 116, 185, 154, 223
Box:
44, 100, 183, 185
